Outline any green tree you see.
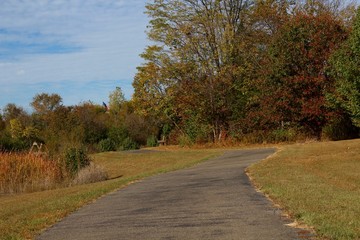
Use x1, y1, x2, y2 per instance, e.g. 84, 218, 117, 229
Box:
109, 87, 125, 114
330, 7, 360, 127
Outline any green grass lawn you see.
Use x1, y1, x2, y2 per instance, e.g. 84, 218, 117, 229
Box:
0, 148, 222, 240
248, 139, 360, 240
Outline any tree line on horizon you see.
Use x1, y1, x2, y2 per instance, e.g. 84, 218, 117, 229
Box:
1, 0, 360, 154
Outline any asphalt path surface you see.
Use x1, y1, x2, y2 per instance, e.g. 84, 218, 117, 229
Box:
38, 148, 313, 240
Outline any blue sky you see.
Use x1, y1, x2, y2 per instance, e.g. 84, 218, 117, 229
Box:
0, 0, 149, 111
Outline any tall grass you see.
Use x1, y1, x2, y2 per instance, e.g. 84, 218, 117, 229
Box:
0, 152, 63, 194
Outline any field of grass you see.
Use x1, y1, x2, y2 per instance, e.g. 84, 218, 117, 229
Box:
248, 139, 360, 240
0, 148, 222, 240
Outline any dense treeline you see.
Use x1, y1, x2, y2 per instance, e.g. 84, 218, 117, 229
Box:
0, 89, 159, 154
1, 0, 360, 154
133, 0, 360, 144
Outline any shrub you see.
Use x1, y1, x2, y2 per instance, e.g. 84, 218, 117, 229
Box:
71, 162, 108, 185
183, 116, 211, 143
118, 137, 139, 151
64, 148, 91, 175
269, 128, 297, 142
178, 134, 194, 147
0, 133, 28, 152
322, 116, 359, 141
98, 138, 115, 152
108, 126, 128, 147
146, 135, 158, 147
240, 131, 267, 144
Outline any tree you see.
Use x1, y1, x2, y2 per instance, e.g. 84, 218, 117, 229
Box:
330, 7, 360, 127
295, 0, 356, 21
9, 119, 23, 139
0, 114, 5, 131
2, 103, 28, 123
256, 11, 347, 137
109, 87, 126, 114
134, 0, 256, 141
71, 102, 108, 145
31, 93, 62, 114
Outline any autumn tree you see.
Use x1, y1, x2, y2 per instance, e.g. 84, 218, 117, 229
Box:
256, 11, 347, 137
31, 93, 62, 114
0, 114, 5, 131
134, 0, 258, 142
2, 103, 28, 124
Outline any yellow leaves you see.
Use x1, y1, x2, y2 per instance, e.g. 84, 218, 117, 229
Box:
9, 119, 23, 139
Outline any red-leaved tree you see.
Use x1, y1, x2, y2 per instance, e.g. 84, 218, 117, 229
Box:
255, 12, 347, 137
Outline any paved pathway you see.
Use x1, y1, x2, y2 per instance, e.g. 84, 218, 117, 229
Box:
38, 149, 313, 240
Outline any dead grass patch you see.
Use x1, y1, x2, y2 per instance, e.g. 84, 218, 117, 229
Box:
71, 163, 108, 185
248, 139, 360, 240
0, 152, 63, 194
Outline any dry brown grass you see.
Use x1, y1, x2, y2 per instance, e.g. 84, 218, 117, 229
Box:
71, 162, 108, 185
0, 152, 63, 194
248, 139, 360, 240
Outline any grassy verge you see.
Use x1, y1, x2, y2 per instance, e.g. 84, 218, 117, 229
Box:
248, 139, 360, 240
0, 148, 222, 240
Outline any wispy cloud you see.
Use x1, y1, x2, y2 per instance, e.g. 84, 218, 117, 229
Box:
0, 29, 83, 60
0, 0, 149, 108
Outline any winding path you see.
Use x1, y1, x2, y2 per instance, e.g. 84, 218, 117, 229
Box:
37, 149, 312, 240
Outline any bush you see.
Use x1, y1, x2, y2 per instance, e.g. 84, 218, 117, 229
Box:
108, 126, 129, 147
98, 138, 115, 152
240, 131, 267, 144
178, 134, 194, 147
322, 116, 359, 141
118, 137, 139, 151
0, 132, 28, 152
71, 162, 108, 185
64, 148, 91, 175
269, 128, 297, 142
183, 116, 211, 143
146, 135, 158, 147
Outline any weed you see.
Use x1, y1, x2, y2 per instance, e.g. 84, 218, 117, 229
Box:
64, 148, 91, 175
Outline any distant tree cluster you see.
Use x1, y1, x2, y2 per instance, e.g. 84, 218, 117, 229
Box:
133, 0, 360, 144
0, 88, 159, 154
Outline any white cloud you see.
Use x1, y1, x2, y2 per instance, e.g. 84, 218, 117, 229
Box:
0, 0, 150, 107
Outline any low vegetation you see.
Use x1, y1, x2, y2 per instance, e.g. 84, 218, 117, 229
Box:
0, 152, 63, 194
0, 148, 222, 240
248, 139, 360, 240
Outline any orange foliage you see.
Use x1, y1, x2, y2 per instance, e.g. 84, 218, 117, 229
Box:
0, 153, 63, 194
